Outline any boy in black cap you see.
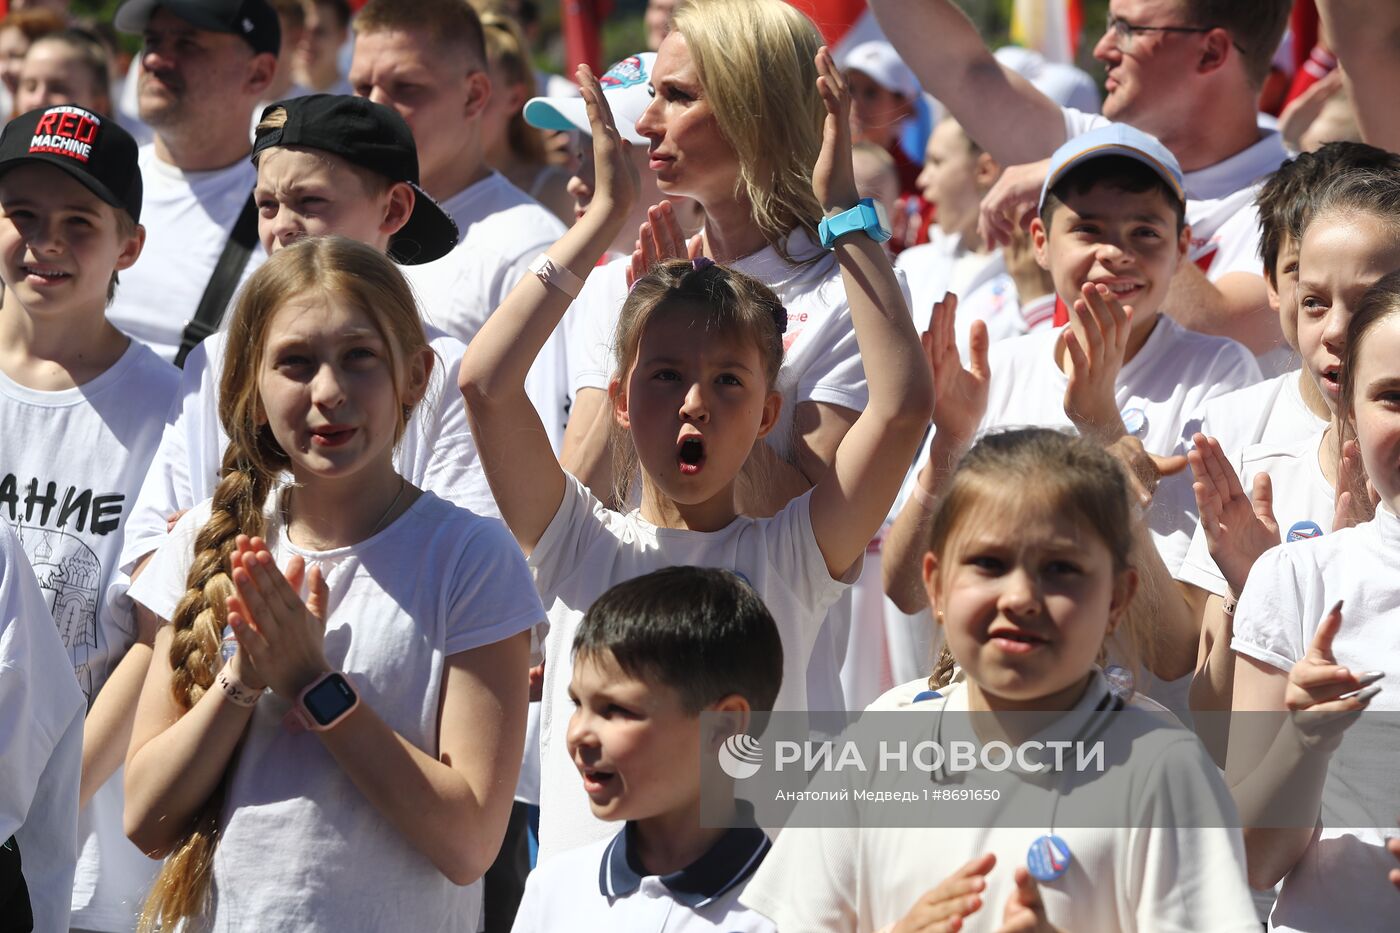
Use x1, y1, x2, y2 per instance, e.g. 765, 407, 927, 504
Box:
0, 104, 179, 932
120, 95, 495, 629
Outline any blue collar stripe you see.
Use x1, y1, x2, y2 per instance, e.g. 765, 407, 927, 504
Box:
598, 823, 772, 908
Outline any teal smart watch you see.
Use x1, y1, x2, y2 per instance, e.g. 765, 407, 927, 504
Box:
817, 197, 893, 249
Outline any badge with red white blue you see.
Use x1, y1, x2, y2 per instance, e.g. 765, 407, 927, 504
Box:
1027, 833, 1073, 882
1287, 520, 1324, 542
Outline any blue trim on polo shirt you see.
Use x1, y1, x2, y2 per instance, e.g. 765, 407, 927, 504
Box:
598, 820, 772, 909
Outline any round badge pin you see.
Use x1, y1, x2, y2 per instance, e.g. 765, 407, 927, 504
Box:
1286, 520, 1324, 543
1104, 664, 1135, 699
1027, 834, 1073, 883
1121, 407, 1147, 437
912, 690, 943, 703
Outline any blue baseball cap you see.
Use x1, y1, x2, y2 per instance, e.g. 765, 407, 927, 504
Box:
1038, 123, 1185, 213
524, 53, 654, 146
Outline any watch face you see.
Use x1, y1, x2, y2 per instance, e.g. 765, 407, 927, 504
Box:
304, 674, 356, 725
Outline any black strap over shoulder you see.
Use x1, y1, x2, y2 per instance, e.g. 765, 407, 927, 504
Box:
0, 835, 33, 933
174, 193, 260, 369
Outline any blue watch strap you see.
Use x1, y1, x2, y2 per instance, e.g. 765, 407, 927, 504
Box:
818, 198, 893, 249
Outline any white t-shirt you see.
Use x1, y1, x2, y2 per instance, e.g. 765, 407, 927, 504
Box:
0, 341, 177, 932
896, 230, 1024, 358
0, 522, 84, 933
741, 672, 1258, 933
117, 324, 495, 583
106, 145, 264, 363
1196, 370, 1328, 470
513, 823, 775, 933
531, 475, 856, 862
127, 490, 544, 932
402, 171, 570, 450
1231, 505, 1400, 933
978, 315, 1263, 574
1178, 429, 1335, 598
568, 228, 873, 463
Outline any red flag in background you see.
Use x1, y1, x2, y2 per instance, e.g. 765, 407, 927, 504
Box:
786, 0, 869, 47
563, 0, 614, 74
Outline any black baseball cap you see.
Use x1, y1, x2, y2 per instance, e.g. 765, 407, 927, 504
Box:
253, 95, 459, 265
0, 106, 143, 223
115, 0, 281, 57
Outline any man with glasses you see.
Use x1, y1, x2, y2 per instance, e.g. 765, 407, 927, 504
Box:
868, 0, 1293, 368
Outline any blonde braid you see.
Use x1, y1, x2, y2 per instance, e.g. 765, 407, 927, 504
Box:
138, 449, 274, 931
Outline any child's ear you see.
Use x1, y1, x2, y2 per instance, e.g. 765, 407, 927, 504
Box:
922, 551, 941, 615
1264, 273, 1280, 313
381, 183, 414, 237
974, 153, 1000, 190
403, 346, 434, 407
114, 222, 146, 272
705, 694, 753, 751
1106, 567, 1139, 634
609, 376, 630, 429
1176, 222, 1191, 261
753, 390, 783, 439
1030, 215, 1051, 271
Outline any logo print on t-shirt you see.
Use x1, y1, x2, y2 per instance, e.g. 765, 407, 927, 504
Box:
1121, 407, 1147, 437
1287, 520, 1324, 543
16, 524, 100, 699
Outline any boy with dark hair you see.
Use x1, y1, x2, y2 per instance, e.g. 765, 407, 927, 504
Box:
0, 103, 178, 931
512, 567, 782, 932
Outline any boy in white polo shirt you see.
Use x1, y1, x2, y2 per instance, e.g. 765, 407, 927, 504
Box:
512, 567, 781, 933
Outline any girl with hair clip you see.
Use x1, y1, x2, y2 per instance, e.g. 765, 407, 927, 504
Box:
459, 52, 932, 862
122, 238, 542, 932
1228, 270, 1400, 933
743, 428, 1259, 933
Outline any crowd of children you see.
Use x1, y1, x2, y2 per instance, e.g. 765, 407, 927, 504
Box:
2, 0, 1400, 931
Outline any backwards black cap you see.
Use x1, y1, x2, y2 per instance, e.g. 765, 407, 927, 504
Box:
115, 0, 281, 57
253, 94, 459, 265
0, 105, 143, 223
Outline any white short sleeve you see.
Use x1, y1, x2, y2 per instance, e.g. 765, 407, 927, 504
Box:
126, 502, 209, 625
1125, 738, 1259, 932
1230, 543, 1310, 673
443, 518, 545, 655
526, 474, 613, 610
1062, 106, 1113, 140
741, 825, 862, 933
0, 525, 84, 933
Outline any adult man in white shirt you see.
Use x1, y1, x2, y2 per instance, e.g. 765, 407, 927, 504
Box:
869, 0, 1292, 362
108, 0, 279, 362
348, 0, 569, 447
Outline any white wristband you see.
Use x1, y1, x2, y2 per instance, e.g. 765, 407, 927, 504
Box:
217, 669, 263, 707
529, 254, 585, 299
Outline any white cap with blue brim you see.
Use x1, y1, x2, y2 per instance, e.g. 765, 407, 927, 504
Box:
1038, 123, 1186, 213
524, 52, 655, 147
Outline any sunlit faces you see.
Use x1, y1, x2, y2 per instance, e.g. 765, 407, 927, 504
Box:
1092, 0, 1204, 135
923, 491, 1136, 711
254, 147, 410, 255
634, 32, 742, 210
0, 164, 143, 314
566, 650, 705, 822
1349, 313, 1400, 512
1295, 211, 1400, 412
296, 0, 348, 87
612, 301, 781, 510
1031, 181, 1188, 330
917, 119, 989, 241
138, 8, 265, 130
348, 28, 479, 198
257, 294, 429, 481
16, 40, 110, 115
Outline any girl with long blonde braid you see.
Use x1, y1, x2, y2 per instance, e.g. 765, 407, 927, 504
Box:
124, 237, 541, 931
